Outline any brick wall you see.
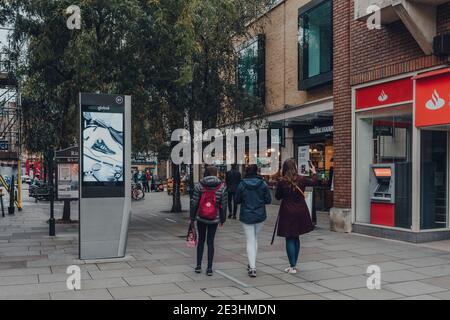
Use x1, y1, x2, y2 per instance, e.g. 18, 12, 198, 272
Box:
351, 2, 450, 86
332, 0, 352, 208
332, 1, 450, 209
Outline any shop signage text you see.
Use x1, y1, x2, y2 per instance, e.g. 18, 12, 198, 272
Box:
309, 126, 333, 135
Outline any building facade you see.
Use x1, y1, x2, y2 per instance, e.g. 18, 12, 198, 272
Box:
237, 0, 335, 214
333, 0, 450, 242
237, 0, 450, 242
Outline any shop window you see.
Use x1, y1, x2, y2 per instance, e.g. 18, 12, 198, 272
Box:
298, 0, 333, 90
421, 131, 448, 230
355, 106, 413, 229
237, 35, 266, 103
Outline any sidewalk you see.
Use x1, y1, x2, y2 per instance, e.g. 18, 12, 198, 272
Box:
1, 192, 450, 300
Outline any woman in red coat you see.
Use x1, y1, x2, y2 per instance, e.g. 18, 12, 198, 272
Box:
275, 158, 317, 274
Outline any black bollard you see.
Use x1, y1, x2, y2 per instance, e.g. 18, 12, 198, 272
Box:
8, 175, 15, 215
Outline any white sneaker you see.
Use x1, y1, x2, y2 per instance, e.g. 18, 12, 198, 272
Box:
289, 267, 297, 274
284, 267, 291, 273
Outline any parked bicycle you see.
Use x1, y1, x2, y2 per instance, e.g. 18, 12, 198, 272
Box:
132, 182, 145, 201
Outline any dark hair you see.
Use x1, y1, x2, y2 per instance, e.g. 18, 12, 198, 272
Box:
204, 166, 218, 177
245, 164, 258, 177
231, 164, 237, 170
282, 159, 298, 181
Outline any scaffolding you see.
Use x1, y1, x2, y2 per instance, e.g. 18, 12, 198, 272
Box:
0, 27, 22, 210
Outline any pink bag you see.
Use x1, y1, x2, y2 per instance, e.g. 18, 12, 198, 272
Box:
186, 222, 197, 248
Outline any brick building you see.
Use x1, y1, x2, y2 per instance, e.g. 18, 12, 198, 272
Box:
333, 0, 450, 242
236, 0, 335, 214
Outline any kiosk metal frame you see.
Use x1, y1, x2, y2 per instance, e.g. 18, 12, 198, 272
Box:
79, 93, 131, 260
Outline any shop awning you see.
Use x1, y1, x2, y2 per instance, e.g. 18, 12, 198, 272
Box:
413, 67, 450, 80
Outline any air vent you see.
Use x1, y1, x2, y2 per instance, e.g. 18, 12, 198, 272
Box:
433, 34, 450, 56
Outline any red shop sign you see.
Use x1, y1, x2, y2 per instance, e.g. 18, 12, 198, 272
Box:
356, 78, 413, 110
416, 68, 450, 128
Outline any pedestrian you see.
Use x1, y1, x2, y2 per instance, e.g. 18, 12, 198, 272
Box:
275, 159, 317, 274
144, 170, 151, 193
225, 164, 241, 219
190, 166, 227, 276
236, 164, 271, 278
133, 170, 139, 184
151, 173, 157, 192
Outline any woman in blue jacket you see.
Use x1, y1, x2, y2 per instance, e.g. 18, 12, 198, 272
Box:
236, 165, 272, 277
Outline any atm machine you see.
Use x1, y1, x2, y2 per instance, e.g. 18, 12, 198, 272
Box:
370, 164, 396, 227
370, 163, 412, 228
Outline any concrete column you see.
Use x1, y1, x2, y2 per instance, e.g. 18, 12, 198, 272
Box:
282, 128, 294, 163
193, 164, 200, 183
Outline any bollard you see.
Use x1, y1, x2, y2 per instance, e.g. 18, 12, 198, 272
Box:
8, 175, 15, 215
0, 190, 4, 218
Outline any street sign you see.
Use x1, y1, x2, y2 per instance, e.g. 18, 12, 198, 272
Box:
0, 141, 9, 151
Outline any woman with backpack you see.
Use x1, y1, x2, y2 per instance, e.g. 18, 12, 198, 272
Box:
190, 166, 227, 276
275, 159, 317, 274
236, 165, 271, 278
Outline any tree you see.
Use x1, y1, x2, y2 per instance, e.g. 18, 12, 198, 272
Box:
1, 0, 275, 215
163, 0, 274, 212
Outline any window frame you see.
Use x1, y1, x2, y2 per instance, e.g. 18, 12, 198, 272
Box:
236, 34, 266, 104
298, 0, 333, 91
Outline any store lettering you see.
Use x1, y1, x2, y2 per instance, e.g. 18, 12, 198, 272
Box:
309, 126, 333, 135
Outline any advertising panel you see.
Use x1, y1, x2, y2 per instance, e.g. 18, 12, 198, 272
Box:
57, 163, 79, 200
80, 95, 125, 198
298, 146, 310, 176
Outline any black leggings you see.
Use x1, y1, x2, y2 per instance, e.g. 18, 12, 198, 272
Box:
228, 192, 238, 217
196, 221, 218, 269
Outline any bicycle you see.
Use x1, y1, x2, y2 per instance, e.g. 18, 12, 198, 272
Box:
132, 182, 145, 201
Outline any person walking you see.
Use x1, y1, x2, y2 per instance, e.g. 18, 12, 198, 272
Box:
236, 165, 271, 278
190, 166, 227, 276
275, 159, 317, 274
144, 171, 151, 193
225, 164, 241, 219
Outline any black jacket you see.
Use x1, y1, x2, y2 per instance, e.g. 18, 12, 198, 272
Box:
225, 169, 242, 193
236, 176, 271, 225
190, 176, 228, 225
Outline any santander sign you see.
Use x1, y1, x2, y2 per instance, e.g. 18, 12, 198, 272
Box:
425, 89, 446, 111
416, 69, 450, 127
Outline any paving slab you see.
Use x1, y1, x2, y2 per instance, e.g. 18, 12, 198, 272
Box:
385, 281, 448, 297
108, 283, 184, 299
341, 288, 403, 300
51, 289, 113, 300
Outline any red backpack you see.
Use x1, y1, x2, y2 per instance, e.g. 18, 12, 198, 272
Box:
198, 183, 223, 220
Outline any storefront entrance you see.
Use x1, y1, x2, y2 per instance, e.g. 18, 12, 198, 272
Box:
421, 130, 449, 229
292, 113, 334, 213
353, 68, 450, 242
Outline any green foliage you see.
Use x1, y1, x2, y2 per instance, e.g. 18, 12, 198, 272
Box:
1, 0, 273, 157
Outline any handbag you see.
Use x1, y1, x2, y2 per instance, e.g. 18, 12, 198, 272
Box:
270, 178, 306, 245
186, 221, 197, 248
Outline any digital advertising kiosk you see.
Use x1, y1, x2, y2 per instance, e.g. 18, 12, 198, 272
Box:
79, 93, 131, 260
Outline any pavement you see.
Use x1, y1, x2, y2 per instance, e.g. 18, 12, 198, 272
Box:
1, 190, 450, 300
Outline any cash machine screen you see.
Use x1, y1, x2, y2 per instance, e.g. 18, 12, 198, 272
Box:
373, 167, 392, 178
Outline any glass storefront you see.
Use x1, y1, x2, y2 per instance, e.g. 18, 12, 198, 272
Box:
421, 130, 448, 229
353, 70, 450, 238
294, 118, 334, 212
355, 105, 413, 228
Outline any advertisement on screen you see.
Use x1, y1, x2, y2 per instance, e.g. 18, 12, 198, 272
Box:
81, 95, 125, 198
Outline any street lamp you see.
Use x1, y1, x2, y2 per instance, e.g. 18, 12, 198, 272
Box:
48, 149, 55, 237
